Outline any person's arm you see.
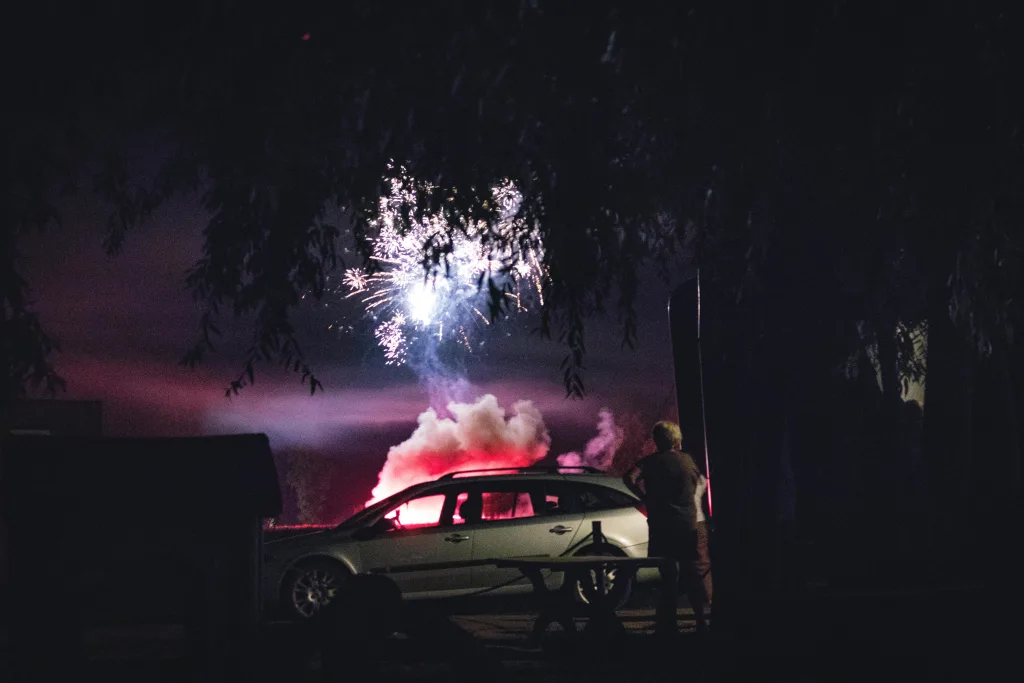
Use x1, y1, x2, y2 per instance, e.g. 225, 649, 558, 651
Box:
680, 451, 702, 505
623, 461, 645, 497
681, 451, 701, 484
695, 474, 707, 499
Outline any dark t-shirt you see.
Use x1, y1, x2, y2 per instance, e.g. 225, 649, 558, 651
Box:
637, 449, 701, 533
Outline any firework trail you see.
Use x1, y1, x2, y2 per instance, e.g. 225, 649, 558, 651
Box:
337, 169, 547, 365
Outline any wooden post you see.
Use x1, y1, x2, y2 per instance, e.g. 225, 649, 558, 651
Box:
592, 521, 608, 597
591, 520, 605, 545
656, 557, 680, 635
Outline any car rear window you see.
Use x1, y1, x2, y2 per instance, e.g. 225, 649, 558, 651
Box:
572, 483, 638, 511
540, 481, 636, 513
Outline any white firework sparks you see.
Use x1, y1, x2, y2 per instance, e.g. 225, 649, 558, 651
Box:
375, 313, 408, 365
343, 268, 369, 293
343, 170, 547, 364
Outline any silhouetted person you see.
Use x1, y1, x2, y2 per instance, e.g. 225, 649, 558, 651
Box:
626, 421, 711, 633
458, 493, 484, 524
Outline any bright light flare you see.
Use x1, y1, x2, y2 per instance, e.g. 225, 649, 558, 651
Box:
407, 281, 438, 324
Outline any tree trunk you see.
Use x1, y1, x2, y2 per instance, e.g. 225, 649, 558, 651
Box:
875, 319, 903, 409
978, 342, 1022, 600
995, 345, 1021, 502
921, 300, 974, 583
697, 288, 759, 638
697, 287, 790, 645
954, 350, 974, 570
0, 404, 8, 598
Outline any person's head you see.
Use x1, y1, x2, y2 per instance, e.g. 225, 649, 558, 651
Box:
652, 421, 682, 452
458, 494, 483, 524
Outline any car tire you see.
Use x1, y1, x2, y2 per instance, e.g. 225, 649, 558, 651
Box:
281, 558, 350, 621
570, 545, 633, 610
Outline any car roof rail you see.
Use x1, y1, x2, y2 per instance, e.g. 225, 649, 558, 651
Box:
438, 465, 603, 480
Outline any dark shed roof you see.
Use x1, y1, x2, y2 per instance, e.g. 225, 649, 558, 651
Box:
2, 434, 282, 520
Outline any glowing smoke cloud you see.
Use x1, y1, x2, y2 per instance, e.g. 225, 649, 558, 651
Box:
339, 169, 546, 367
369, 394, 551, 511
556, 408, 624, 471
367, 398, 628, 525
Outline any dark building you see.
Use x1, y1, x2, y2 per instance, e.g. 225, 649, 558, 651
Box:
6, 399, 103, 437
2, 434, 281, 678
1, 401, 104, 617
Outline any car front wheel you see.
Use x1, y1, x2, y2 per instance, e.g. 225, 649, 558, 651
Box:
571, 547, 633, 610
281, 559, 348, 620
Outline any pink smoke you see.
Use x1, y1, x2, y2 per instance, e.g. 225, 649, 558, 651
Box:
556, 408, 623, 471
367, 394, 551, 505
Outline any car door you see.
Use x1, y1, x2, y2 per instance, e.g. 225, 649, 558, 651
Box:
356, 487, 476, 598
468, 479, 586, 592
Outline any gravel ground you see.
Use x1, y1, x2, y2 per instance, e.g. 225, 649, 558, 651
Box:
1, 584, 998, 682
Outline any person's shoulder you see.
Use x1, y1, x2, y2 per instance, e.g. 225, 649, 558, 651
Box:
675, 449, 700, 469
663, 448, 692, 460
637, 452, 670, 475
678, 449, 697, 463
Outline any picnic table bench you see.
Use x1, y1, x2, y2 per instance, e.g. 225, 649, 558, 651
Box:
369, 521, 672, 644
490, 554, 668, 642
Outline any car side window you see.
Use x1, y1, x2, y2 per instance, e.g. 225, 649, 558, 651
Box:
452, 484, 541, 524
482, 491, 535, 520
540, 482, 582, 515
572, 483, 637, 511
382, 493, 447, 530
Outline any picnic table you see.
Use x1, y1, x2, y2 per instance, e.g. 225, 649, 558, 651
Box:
368, 521, 671, 644
489, 554, 668, 643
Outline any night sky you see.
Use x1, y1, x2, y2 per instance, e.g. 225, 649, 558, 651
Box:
21, 193, 680, 511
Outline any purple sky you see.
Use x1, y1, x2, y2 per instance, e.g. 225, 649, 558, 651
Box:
21, 194, 680, 512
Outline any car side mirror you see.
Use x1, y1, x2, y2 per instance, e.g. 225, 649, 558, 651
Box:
354, 516, 399, 540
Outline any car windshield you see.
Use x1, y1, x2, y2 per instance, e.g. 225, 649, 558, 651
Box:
334, 483, 432, 530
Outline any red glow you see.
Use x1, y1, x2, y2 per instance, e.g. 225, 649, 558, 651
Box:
301, 33, 310, 41
383, 494, 445, 528
634, 503, 648, 518
369, 451, 543, 526
368, 449, 544, 505
365, 396, 551, 526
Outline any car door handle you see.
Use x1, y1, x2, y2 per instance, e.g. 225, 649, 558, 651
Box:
444, 534, 470, 543
549, 525, 574, 535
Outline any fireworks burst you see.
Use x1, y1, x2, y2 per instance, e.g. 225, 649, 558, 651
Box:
343, 268, 369, 293
341, 169, 546, 364
375, 313, 408, 365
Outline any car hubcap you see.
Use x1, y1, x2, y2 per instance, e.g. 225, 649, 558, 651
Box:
292, 569, 338, 617
576, 567, 619, 604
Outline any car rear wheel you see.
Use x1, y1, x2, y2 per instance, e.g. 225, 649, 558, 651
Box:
571, 546, 633, 610
281, 559, 349, 620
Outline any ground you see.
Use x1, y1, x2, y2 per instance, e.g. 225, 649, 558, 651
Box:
0, 585, 1000, 682
0, 588, 706, 682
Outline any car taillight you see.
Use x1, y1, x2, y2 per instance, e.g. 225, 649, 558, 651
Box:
635, 503, 647, 518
